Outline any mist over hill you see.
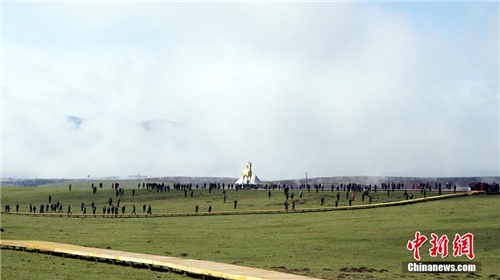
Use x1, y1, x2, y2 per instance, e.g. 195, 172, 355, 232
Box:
0, 178, 84, 187
2, 176, 498, 188
274, 176, 500, 189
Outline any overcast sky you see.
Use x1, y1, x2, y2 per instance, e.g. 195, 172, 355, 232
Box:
2, 2, 499, 179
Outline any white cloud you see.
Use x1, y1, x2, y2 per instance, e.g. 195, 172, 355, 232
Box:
2, 3, 498, 179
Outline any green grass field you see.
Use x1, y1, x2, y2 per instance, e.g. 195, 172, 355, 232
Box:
1, 180, 442, 214
1, 249, 187, 280
1, 182, 499, 279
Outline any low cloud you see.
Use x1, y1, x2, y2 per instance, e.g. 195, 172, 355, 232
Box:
2, 3, 498, 179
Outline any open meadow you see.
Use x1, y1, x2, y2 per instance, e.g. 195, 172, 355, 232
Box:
1, 180, 442, 214
1, 182, 499, 279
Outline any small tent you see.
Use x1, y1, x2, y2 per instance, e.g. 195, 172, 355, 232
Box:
235, 174, 263, 186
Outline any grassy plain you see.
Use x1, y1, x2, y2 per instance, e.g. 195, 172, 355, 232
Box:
1, 249, 187, 280
1, 180, 441, 214
1, 182, 499, 279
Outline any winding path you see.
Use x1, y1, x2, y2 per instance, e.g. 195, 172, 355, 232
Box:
1, 239, 319, 280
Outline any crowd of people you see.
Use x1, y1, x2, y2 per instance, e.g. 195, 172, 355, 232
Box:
469, 182, 500, 193
4, 179, 498, 216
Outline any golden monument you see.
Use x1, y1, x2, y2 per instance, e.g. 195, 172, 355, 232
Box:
235, 161, 262, 186
242, 161, 253, 183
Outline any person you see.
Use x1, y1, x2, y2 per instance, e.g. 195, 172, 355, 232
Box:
40, 204, 44, 214
291, 193, 294, 200
29, 204, 33, 213
195, 205, 199, 213
83, 207, 86, 214
369, 196, 372, 204
284, 201, 289, 211
268, 191, 272, 199
122, 206, 125, 215
320, 197, 325, 206
335, 200, 338, 207
453, 185, 456, 193
190, 190, 194, 198
67, 205, 72, 215
147, 205, 152, 215
348, 199, 352, 206
234, 199, 238, 209
15, 203, 19, 213
48, 195, 52, 203
208, 205, 212, 213
131, 205, 136, 215
337, 192, 340, 201
69, 184, 72, 191
299, 190, 303, 198
103, 206, 106, 215
143, 204, 146, 212
224, 194, 227, 203
292, 200, 296, 211
132, 189, 135, 196
92, 206, 96, 216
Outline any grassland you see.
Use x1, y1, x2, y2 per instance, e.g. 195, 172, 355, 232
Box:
1, 249, 187, 280
0, 180, 441, 214
1, 182, 499, 279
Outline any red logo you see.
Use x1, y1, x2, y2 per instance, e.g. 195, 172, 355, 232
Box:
453, 233, 475, 260
408, 232, 475, 260
429, 233, 449, 258
407, 231, 427, 261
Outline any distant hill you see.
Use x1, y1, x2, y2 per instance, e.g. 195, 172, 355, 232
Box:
146, 176, 238, 185
1, 176, 498, 188
139, 118, 180, 131
0, 178, 84, 187
271, 176, 500, 189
